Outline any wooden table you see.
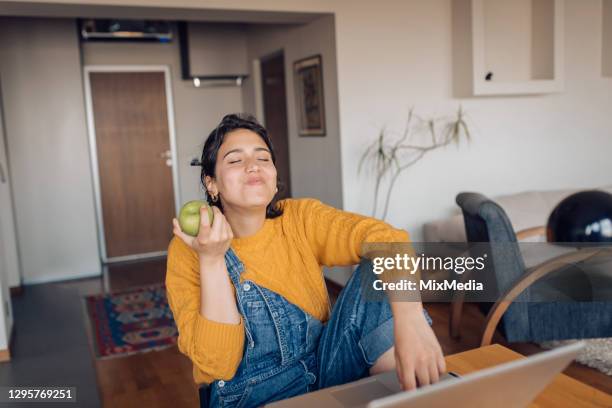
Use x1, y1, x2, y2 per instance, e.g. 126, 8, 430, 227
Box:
445, 344, 612, 407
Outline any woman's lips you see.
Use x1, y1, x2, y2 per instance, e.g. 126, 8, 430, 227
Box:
246, 178, 264, 185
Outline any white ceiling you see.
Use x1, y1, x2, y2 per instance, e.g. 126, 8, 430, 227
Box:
0, 1, 326, 24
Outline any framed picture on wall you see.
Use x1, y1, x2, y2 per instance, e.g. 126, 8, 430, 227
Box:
293, 54, 326, 136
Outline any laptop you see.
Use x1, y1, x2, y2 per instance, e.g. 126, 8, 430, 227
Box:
267, 342, 584, 408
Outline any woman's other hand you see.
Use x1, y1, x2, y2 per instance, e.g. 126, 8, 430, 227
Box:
172, 206, 233, 261
393, 306, 446, 391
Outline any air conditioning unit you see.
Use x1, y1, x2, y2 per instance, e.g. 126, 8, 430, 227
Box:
79, 19, 172, 42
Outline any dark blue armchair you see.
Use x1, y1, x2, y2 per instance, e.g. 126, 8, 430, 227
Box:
455, 192, 612, 346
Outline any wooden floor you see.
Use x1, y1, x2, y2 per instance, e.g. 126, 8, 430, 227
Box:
64, 257, 610, 407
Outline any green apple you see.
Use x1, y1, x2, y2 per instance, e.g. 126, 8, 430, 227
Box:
178, 200, 214, 237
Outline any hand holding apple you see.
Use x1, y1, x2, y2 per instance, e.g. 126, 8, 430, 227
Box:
172, 201, 233, 260
178, 200, 214, 237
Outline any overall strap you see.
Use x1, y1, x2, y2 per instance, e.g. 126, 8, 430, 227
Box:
254, 285, 291, 364
224, 248, 244, 287
223, 247, 254, 346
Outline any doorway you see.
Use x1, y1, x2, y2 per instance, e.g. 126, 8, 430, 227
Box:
84, 66, 179, 263
260, 51, 292, 198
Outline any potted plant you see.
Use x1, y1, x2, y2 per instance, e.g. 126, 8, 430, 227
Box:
358, 106, 472, 220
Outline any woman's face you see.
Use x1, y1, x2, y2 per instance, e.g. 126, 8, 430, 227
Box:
207, 129, 277, 212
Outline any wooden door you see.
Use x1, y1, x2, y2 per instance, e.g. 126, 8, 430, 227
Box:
89, 71, 175, 260
261, 52, 292, 198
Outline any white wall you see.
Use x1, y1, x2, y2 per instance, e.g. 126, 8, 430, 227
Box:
0, 17, 101, 284
369, 0, 611, 239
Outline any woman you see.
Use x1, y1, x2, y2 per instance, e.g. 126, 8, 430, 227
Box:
166, 114, 445, 407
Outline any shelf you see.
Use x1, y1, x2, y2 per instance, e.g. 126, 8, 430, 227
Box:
470, 0, 564, 95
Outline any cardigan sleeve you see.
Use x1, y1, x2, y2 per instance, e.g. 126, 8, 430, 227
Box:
165, 237, 245, 384
291, 198, 411, 267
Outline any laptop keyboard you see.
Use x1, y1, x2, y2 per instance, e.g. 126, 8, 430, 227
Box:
330, 380, 395, 408
330, 372, 460, 408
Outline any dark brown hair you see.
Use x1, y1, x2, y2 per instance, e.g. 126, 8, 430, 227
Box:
196, 113, 283, 218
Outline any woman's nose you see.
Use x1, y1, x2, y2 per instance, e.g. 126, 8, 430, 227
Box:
246, 157, 260, 172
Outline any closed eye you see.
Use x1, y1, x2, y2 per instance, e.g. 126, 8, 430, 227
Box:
229, 159, 241, 164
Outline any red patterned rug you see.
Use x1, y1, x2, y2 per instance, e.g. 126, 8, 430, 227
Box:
83, 284, 177, 359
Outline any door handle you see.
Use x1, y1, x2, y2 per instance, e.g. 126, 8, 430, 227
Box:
159, 150, 173, 167
0, 162, 6, 183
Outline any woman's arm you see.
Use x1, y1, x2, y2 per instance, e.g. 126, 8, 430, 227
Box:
166, 206, 244, 383
391, 302, 446, 390
295, 198, 445, 390
198, 255, 241, 325
295, 198, 410, 266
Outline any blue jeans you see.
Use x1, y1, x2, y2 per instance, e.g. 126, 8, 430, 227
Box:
202, 249, 432, 408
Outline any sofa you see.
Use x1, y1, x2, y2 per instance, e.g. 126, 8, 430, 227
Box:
423, 185, 612, 244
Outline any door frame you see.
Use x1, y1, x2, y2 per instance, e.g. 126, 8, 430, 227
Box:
258, 50, 292, 197
83, 65, 180, 264
252, 58, 265, 125
253, 49, 287, 126
0, 76, 22, 291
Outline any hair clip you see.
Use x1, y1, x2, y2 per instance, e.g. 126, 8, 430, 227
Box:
190, 158, 203, 167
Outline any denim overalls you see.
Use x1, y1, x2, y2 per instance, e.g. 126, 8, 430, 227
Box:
202, 249, 433, 408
